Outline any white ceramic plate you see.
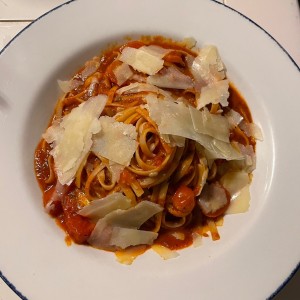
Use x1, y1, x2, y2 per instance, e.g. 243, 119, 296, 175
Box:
0, 0, 299, 299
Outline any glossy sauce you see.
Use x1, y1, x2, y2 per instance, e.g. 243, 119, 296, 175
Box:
155, 229, 194, 250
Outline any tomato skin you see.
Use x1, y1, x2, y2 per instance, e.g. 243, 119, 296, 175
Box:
64, 214, 95, 244
171, 185, 196, 216
62, 195, 95, 244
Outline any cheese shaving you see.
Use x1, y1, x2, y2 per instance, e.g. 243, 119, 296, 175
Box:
113, 62, 133, 86
107, 161, 125, 183
92, 116, 137, 166
116, 82, 171, 98
139, 45, 172, 58
152, 244, 179, 260
57, 79, 82, 93
81, 59, 100, 79
146, 94, 243, 160
192, 45, 226, 84
225, 185, 250, 214
197, 79, 229, 109
88, 201, 162, 250
78, 193, 132, 219
189, 106, 230, 142
225, 109, 243, 128
43, 95, 107, 185
147, 66, 194, 89
220, 171, 251, 214
119, 47, 164, 75
239, 121, 264, 141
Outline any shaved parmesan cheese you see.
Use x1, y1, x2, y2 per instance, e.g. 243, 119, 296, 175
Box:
239, 121, 263, 141
225, 185, 250, 214
182, 37, 197, 49
225, 109, 243, 128
113, 62, 133, 86
192, 232, 203, 247
81, 59, 100, 79
131, 73, 147, 83
110, 227, 158, 249
189, 106, 230, 142
233, 143, 256, 172
152, 244, 179, 260
146, 94, 195, 137
197, 183, 228, 217
92, 116, 137, 166
107, 161, 125, 183
139, 45, 171, 58
43, 95, 107, 185
220, 170, 251, 214
116, 82, 171, 97
192, 45, 226, 84
42, 120, 62, 144
251, 123, 263, 141
88, 201, 162, 250
146, 94, 243, 160
57, 58, 100, 93
215, 143, 256, 175
96, 200, 162, 229
220, 171, 251, 215
115, 245, 148, 265
119, 47, 164, 75
203, 139, 244, 161
205, 140, 244, 161
220, 171, 250, 199
161, 134, 186, 147
197, 79, 229, 109
147, 66, 194, 89
78, 193, 131, 219
57, 79, 82, 93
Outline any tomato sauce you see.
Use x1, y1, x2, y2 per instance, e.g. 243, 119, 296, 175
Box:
155, 229, 193, 250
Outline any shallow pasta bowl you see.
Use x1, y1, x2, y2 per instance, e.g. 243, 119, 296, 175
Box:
0, 0, 299, 299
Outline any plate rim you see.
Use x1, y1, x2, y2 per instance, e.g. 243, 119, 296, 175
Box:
1, 0, 298, 71
0, 0, 299, 299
